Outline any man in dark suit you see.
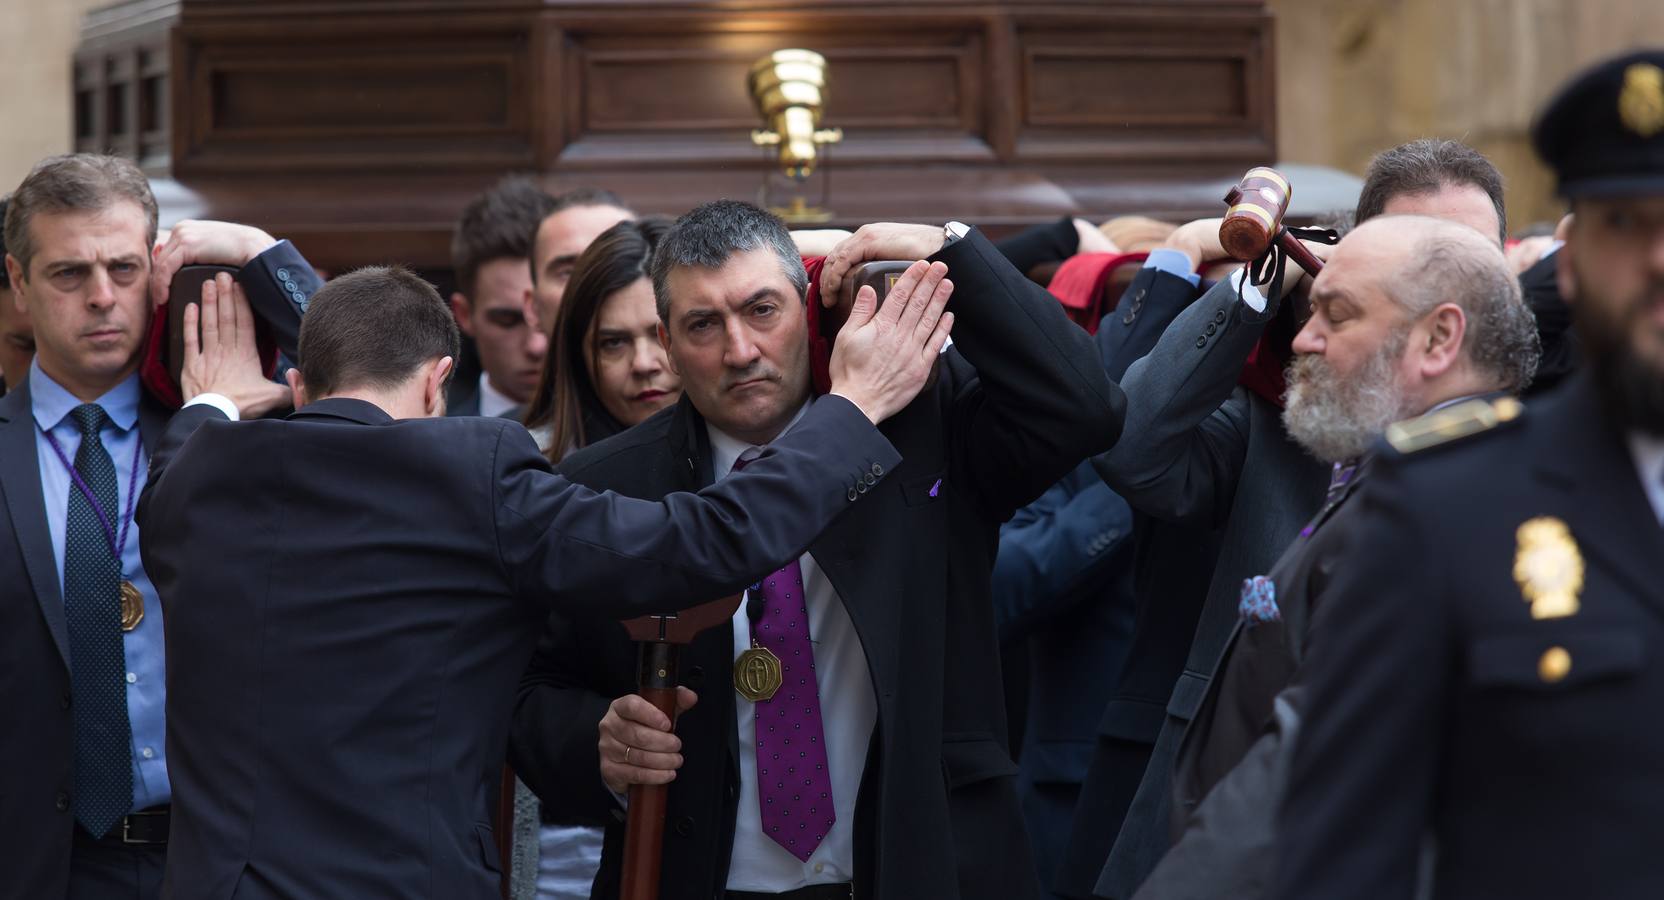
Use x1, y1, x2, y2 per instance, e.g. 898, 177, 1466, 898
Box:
0, 154, 316, 900
1083, 140, 1512, 899
992, 261, 1209, 899
446, 176, 558, 418
1273, 49, 1664, 900
1132, 215, 1540, 899
1050, 253, 1224, 900
510, 202, 1123, 900
140, 247, 952, 900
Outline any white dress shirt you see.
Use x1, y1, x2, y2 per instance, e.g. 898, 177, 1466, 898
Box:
1628, 431, 1664, 523
478, 371, 519, 419
708, 400, 878, 892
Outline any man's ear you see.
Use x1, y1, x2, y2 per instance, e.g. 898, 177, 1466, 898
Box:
284, 368, 308, 409
5, 255, 25, 308
1419, 303, 1468, 380
450, 292, 476, 337
425, 355, 455, 417
657, 322, 680, 377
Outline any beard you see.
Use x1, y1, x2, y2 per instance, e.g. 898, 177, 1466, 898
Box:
1578, 280, 1664, 436
1282, 328, 1415, 463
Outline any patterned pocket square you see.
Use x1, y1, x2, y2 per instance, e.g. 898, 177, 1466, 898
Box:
1239, 575, 1282, 627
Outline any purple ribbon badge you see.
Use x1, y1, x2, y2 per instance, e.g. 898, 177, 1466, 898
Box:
928, 478, 942, 499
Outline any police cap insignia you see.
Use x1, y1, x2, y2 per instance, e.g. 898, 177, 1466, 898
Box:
1620, 63, 1664, 138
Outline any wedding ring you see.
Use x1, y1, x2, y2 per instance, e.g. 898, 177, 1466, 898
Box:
623, 746, 632, 765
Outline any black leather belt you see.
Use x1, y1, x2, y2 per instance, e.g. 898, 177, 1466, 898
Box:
78, 805, 170, 847
727, 885, 854, 900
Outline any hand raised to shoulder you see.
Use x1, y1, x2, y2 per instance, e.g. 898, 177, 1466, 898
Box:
151, 220, 279, 305
180, 273, 292, 419
827, 258, 954, 424
819, 223, 947, 303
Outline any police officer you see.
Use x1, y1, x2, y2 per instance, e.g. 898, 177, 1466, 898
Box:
1271, 49, 1664, 900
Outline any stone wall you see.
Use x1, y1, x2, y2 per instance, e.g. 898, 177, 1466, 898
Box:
1271, 0, 1664, 229
0, 0, 107, 189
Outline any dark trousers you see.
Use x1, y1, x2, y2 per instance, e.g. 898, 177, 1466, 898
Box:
1019, 777, 1084, 900
70, 828, 165, 900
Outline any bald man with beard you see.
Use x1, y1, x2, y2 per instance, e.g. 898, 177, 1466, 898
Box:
1128, 216, 1541, 900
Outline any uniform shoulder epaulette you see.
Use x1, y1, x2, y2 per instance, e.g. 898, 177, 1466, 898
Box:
1384, 396, 1524, 455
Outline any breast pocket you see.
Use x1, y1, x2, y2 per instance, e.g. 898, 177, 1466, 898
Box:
1468, 629, 1644, 691
901, 471, 947, 508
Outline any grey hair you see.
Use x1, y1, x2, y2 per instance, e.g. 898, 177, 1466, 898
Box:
1391, 218, 1540, 393
650, 200, 807, 322
3, 154, 158, 281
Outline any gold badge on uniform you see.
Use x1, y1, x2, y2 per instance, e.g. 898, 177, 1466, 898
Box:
734, 643, 783, 702
1619, 63, 1664, 138
119, 580, 145, 632
1512, 517, 1584, 620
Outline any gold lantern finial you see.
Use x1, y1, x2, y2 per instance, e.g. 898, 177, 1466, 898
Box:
748, 49, 843, 181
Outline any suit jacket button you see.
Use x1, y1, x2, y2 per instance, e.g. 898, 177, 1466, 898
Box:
55, 791, 70, 812
856, 481, 868, 494
1215, 309, 1227, 324
276, 267, 290, 281
1195, 336, 1207, 348
847, 487, 859, 502
870, 462, 883, 477
863, 473, 877, 486
674, 815, 695, 837
1205, 323, 1217, 336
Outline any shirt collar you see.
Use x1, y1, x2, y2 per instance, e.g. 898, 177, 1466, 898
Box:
477, 371, 519, 419
1627, 430, 1664, 523
706, 399, 813, 479
29, 360, 141, 434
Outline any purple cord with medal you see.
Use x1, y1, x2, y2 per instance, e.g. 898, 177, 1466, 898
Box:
41, 427, 146, 631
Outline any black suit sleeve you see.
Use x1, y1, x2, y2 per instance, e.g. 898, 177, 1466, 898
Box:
993, 216, 1080, 273
1095, 267, 1204, 382
1270, 459, 1449, 900
930, 229, 1126, 520
494, 394, 900, 616
238, 240, 321, 363
509, 611, 619, 826
136, 402, 228, 525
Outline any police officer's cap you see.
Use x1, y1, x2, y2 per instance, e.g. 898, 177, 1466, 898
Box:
1534, 48, 1664, 198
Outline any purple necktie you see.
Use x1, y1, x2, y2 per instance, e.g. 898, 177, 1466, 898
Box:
735, 449, 836, 862
751, 560, 836, 861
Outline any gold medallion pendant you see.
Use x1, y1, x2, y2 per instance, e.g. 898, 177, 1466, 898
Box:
119, 580, 145, 632
734, 644, 783, 702
1513, 517, 1584, 620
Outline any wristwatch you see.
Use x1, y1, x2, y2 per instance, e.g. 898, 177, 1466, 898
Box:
943, 221, 971, 248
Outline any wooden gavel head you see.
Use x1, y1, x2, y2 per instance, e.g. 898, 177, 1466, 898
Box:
1220, 167, 1293, 261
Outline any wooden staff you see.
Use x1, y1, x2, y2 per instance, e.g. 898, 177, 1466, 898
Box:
618, 595, 742, 900
1219, 166, 1327, 276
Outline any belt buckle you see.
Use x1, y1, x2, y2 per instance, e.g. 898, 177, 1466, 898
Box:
120, 811, 164, 845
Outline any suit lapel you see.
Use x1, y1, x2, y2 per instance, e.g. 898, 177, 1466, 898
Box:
0, 383, 70, 666
138, 392, 167, 463
1531, 375, 1664, 614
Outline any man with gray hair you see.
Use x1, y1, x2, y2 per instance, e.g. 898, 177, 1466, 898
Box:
1126, 214, 1539, 899
511, 199, 1124, 900
0, 152, 319, 900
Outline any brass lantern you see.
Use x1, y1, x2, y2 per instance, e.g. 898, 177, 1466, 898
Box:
748, 49, 843, 221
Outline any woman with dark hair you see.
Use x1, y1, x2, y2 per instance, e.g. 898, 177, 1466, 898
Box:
522, 216, 680, 458
511, 216, 680, 900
